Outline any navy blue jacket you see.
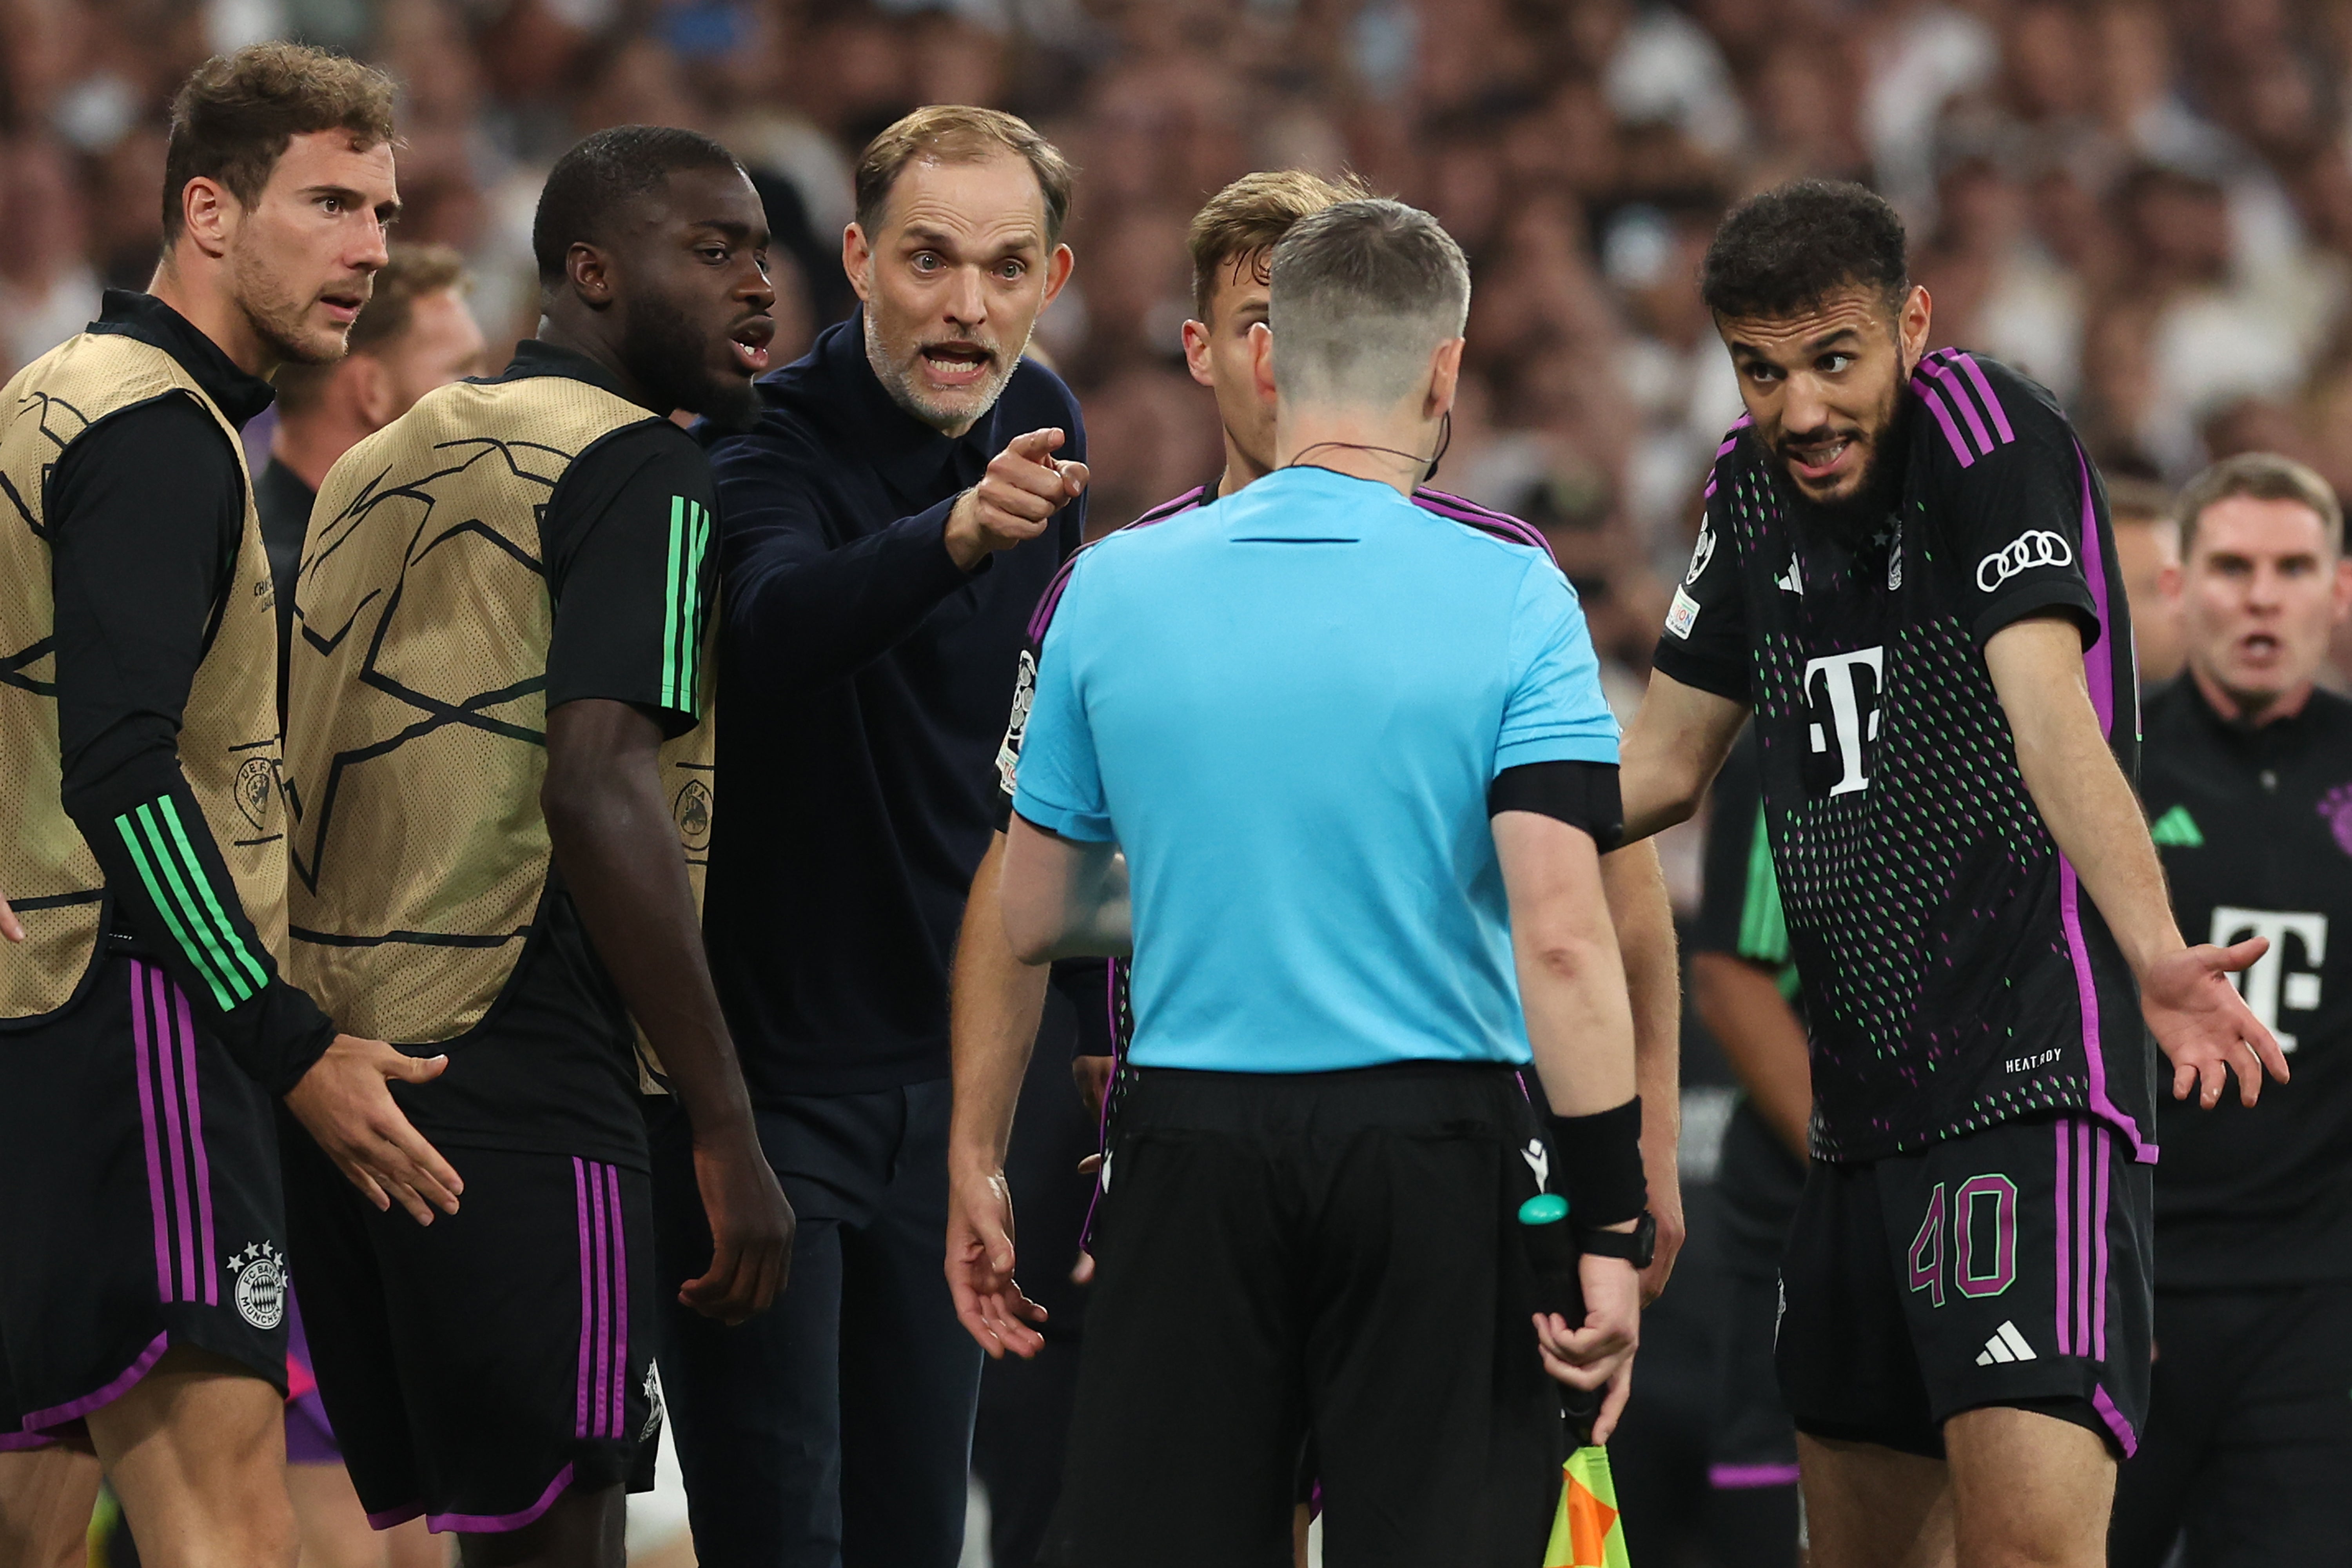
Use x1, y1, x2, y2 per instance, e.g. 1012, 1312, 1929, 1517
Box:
701, 312, 1086, 1096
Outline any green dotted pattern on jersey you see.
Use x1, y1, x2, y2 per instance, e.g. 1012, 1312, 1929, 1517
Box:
1725, 470, 2091, 1159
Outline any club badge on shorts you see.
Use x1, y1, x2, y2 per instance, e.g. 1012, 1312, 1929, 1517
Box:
229, 1241, 288, 1329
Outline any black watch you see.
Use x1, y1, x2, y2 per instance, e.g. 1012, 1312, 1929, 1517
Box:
1575, 1212, 1657, 1269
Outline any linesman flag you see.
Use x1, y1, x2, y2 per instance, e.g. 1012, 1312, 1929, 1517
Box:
1544, 1445, 1630, 1568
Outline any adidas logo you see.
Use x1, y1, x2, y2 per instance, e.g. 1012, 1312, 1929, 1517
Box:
2150, 804, 2204, 848
1976, 1321, 2038, 1366
1774, 556, 1804, 595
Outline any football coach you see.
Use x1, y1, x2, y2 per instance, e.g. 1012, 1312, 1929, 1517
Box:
648, 106, 1088, 1568
994, 199, 1649, 1568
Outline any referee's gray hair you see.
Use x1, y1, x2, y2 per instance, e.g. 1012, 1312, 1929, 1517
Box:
1267, 199, 1470, 408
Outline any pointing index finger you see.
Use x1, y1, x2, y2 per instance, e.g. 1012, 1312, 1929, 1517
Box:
1007, 427, 1065, 462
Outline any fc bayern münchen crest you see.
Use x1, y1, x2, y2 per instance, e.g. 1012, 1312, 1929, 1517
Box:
229, 1241, 287, 1329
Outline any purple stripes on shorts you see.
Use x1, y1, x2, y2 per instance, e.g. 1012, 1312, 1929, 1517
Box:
1910, 350, 2016, 468
2053, 1118, 2112, 1362
1709, 1463, 1801, 1489
130, 960, 216, 1306
365, 1466, 585, 1537
18, 1333, 172, 1433
572, 1158, 630, 1441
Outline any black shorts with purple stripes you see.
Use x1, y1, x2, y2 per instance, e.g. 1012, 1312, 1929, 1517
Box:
0, 954, 290, 1445
281, 1126, 659, 1532
1776, 1112, 2152, 1460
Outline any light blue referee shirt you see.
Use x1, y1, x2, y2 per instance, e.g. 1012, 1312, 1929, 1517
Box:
1012, 464, 1620, 1074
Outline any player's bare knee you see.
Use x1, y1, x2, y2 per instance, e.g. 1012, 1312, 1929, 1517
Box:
454, 1483, 626, 1568
1946, 1407, 2112, 1568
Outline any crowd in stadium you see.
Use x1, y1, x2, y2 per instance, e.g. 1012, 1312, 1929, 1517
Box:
1, 6, 2350, 1568
6, 0, 2352, 693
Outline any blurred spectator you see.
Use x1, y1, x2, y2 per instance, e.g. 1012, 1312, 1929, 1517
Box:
2109, 474, 2187, 685
11, 4, 2352, 1560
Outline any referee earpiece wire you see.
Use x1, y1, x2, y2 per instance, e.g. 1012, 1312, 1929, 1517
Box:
1286, 412, 1452, 487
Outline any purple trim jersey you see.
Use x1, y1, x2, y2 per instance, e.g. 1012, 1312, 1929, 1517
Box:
1654, 351, 2151, 1163
995, 479, 1555, 826
991, 480, 1556, 1182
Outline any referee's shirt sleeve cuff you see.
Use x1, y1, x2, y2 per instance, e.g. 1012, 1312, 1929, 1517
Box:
1010, 796, 1117, 843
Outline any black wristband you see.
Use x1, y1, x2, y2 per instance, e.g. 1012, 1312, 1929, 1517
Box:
1543, 1095, 1647, 1228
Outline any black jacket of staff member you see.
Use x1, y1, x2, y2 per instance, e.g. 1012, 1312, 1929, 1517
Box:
656, 106, 1085, 1568
2112, 453, 2352, 1568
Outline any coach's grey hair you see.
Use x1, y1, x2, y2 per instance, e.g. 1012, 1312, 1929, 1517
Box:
1267, 198, 1470, 408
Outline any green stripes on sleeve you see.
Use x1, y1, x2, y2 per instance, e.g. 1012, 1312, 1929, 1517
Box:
660, 494, 715, 716
1735, 800, 1791, 969
113, 795, 268, 1011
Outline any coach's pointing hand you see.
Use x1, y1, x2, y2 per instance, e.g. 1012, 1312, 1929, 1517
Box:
944, 427, 1088, 571
285, 1036, 465, 1225
2145, 936, 2290, 1109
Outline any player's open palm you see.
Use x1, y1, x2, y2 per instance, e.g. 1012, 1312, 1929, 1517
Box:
2144, 937, 2289, 1109
683, 1134, 793, 1325
947, 1166, 1047, 1360
284, 1035, 466, 1225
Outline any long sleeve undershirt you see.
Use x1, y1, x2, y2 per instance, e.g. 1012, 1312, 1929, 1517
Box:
51, 393, 334, 1093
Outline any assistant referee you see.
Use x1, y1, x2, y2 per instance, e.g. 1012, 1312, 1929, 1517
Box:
993, 199, 1648, 1568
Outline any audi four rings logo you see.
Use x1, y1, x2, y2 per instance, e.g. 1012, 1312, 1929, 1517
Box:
1976, 530, 2073, 592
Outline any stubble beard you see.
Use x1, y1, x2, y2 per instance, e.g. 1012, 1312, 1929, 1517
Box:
863, 306, 1026, 435
1777, 384, 1911, 549
229, 232, 347, 368
619, 288, 762, 434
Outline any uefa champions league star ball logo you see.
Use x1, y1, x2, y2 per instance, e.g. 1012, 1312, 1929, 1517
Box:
641, 1366, 665, 1441
235, 757, 277, 829
229, 1242, 287, 1330
673, 778, 713, 852
2322, 783, 2352, 858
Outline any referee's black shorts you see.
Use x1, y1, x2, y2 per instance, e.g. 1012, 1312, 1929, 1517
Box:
1039, 1060, 1566, 1568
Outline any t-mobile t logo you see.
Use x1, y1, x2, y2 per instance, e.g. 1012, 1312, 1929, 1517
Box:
2211, 907, 2327, 1053
1804, 647, 1886, 797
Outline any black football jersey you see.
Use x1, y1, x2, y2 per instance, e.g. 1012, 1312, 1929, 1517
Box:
1655, 349, 2150, 1163
2142, 679, 2352, 1287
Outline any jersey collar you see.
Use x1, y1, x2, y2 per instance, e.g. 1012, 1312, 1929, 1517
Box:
89, 288, 275, 427
490, 338, 652, 410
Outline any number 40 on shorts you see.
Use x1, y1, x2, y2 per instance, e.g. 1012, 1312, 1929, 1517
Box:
1906, 1177, 2019, 1308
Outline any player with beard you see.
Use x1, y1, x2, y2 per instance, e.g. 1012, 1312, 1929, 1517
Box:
1611, 181, 2285, 1568
277, 126, 792, 1568
0, 44, 461, 1568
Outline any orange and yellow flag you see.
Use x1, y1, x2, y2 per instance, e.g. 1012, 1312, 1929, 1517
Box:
1544, 1445, 1631, 1568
